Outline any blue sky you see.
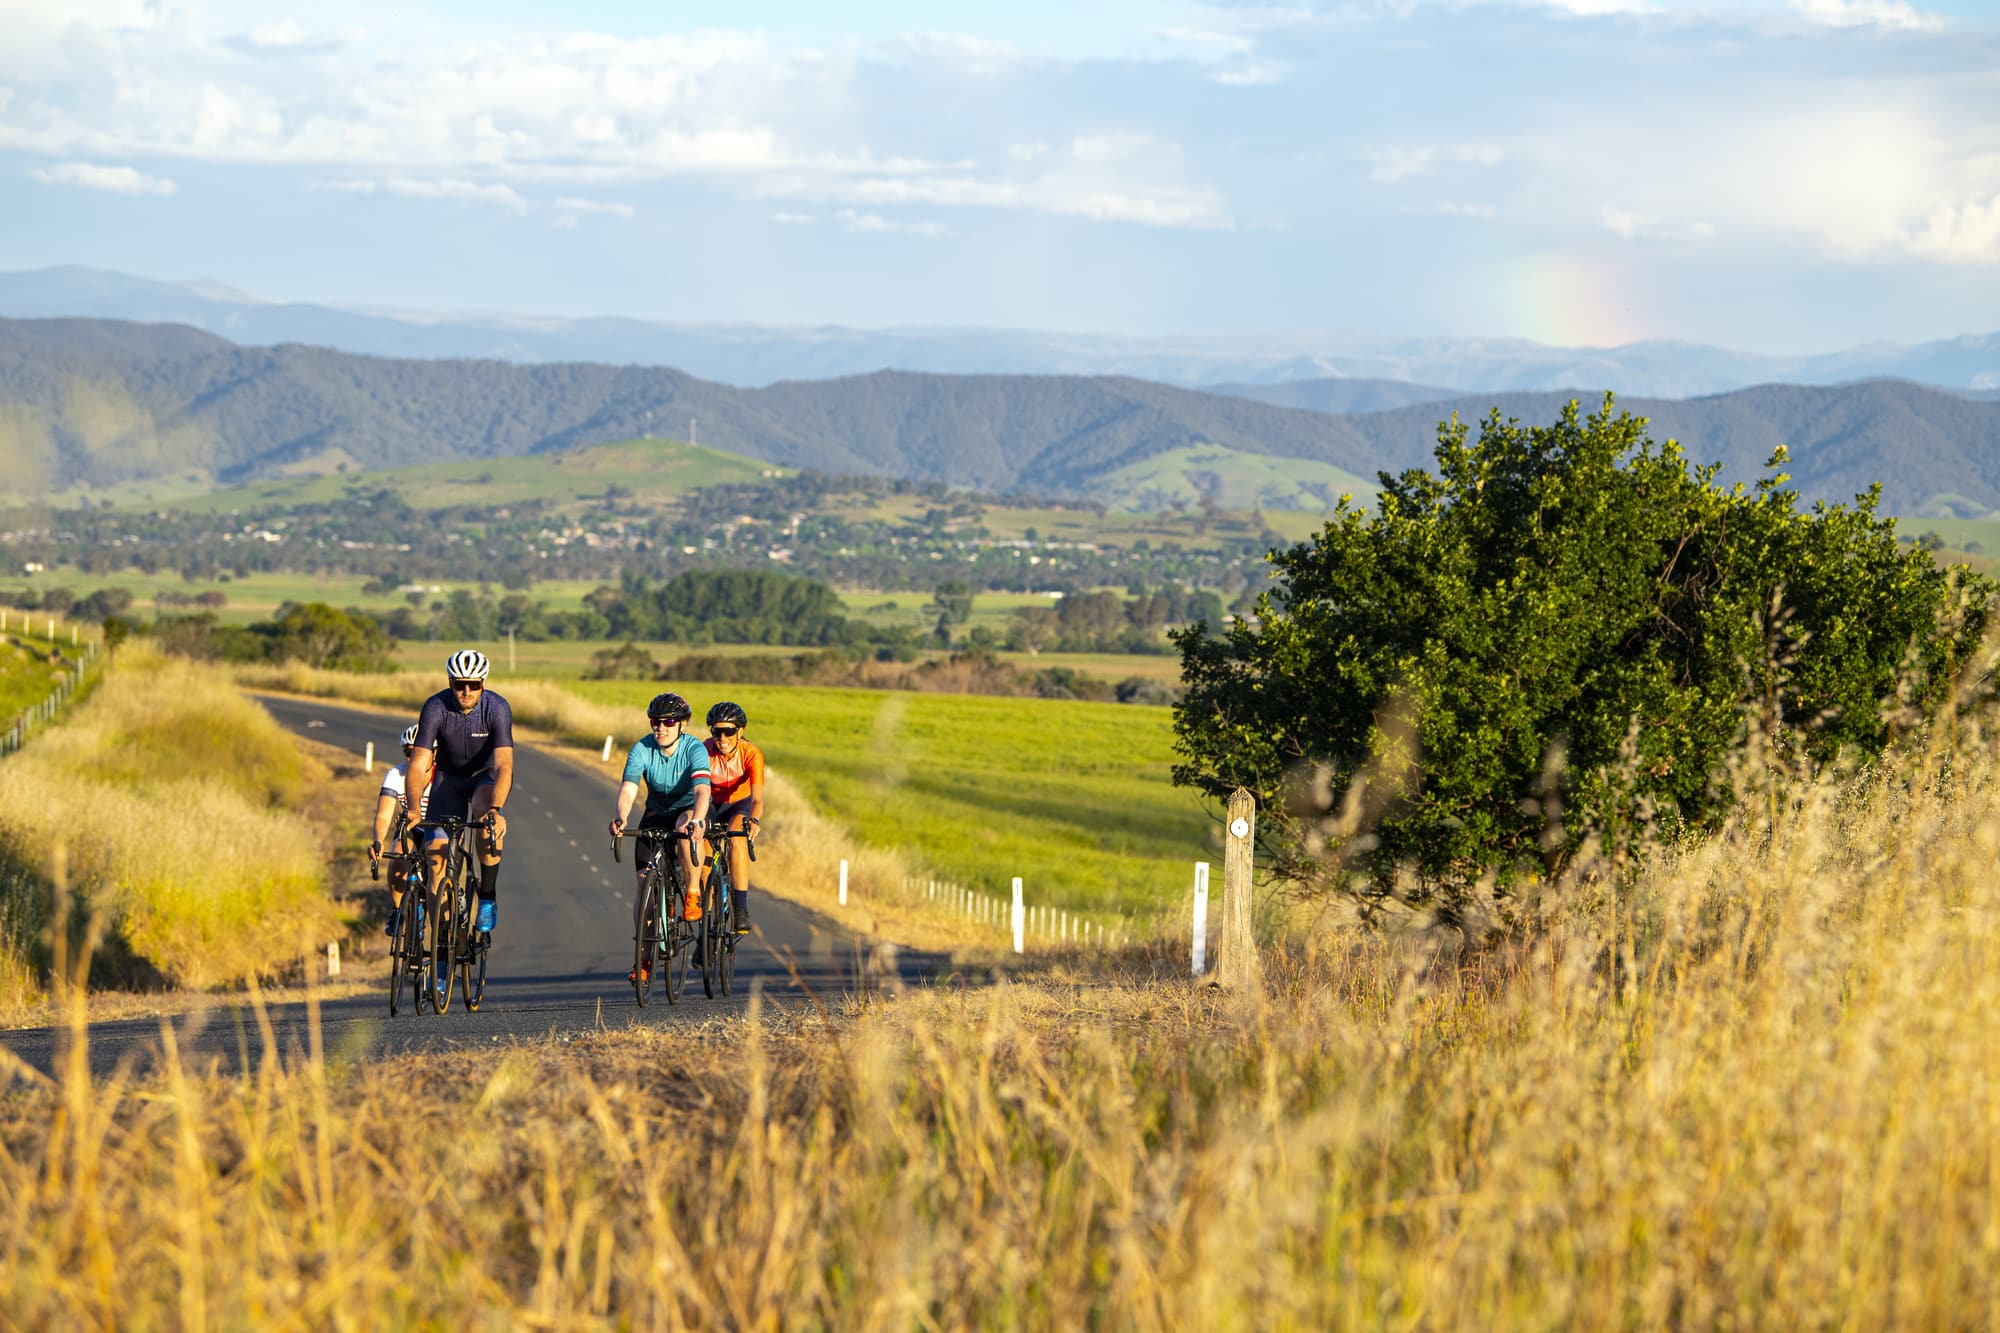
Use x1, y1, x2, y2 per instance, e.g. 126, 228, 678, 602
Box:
3, 0, 1998, 352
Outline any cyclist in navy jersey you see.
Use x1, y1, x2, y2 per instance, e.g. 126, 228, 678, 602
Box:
407, 648, 515, 934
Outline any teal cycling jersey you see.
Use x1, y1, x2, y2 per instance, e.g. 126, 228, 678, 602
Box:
622, 732, 711, 818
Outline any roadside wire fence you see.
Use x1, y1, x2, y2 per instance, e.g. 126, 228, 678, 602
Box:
894, 873, 1137, 952
0, 612, 106, 759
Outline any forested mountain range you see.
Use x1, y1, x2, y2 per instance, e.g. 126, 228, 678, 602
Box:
4, 316, 1999, 516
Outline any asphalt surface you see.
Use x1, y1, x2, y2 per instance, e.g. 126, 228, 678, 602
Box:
1, 694, 950, 1078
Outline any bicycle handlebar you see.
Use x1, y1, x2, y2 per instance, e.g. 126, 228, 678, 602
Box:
608, 823, 755, 863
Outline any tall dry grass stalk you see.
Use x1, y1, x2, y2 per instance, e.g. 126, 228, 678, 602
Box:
0, 646, 335, 1000
6, 695, 2000, 1323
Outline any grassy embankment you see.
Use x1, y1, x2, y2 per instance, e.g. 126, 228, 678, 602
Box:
3, 702, 1997, 1323
0, 645, 338, 1011
0, 634, 74, 725
236, 665, 1210, 949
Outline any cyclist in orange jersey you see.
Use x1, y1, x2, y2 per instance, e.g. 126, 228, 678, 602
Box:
701, 700, 764, 933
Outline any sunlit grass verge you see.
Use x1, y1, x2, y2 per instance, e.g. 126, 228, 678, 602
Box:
0, 646, 334, 1000
7, 708, 2000, 1323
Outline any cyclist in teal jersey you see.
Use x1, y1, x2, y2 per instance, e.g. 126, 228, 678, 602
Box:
608, 691, 712, 930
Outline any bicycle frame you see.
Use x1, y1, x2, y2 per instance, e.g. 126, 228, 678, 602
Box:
613, 825, 702, 1005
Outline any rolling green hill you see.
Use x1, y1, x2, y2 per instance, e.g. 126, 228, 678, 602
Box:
151, 436, 781, 514
1088, 444, 1378, 513
7, 317, 2000, 515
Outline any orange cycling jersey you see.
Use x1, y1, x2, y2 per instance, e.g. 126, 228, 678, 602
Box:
704, 737, 765, 805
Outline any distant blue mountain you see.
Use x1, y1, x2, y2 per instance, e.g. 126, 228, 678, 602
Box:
5, 265, 1998, 398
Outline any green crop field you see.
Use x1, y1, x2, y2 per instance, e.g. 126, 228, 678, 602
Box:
571, 679, 1212, 916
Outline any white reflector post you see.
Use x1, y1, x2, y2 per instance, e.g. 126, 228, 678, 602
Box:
1192, 861, 1211, 977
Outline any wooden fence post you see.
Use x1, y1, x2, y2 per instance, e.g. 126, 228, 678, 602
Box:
1218, 787, 1262, 990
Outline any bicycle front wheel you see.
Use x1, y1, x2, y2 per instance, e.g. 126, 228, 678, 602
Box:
388, 903, 408, 1016
634, 867, 662, 1007
661, 859, 692, 1004
708, 876, 732, 992
430, 868, 459, 1016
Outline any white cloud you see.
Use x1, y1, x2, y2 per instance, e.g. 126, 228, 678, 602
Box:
245, 22, 311, 48
1906, 194, 2000, 263
1600, 205, 1715, 241
878, 32, 1020, 75
383, 177, 529, 211
1363, 143, 1504, 181
836, 208, 953, 236
28, 160, 175, 195
1789, 0, 1944, 31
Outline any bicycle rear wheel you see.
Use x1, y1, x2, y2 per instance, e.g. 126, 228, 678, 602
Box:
459, 930, 487, 1011
719, 889, 737, 998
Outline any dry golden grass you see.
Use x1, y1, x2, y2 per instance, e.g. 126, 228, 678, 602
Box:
0, 646, 338, 1003
5, 698, 2000, 1324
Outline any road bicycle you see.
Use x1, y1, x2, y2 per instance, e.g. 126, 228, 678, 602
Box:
613, 825, 701, 1007
372, 811, 435, 1017
701, 825, 756, 999
409, 813, 493, 1014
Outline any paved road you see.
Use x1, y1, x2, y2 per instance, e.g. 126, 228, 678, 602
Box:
2, 695, 949, 1077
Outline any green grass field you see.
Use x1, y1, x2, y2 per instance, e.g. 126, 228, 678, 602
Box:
571, 680, 1212, 916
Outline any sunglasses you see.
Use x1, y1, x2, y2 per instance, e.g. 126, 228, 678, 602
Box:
648, 717, 681, 729
450, 680, 484, 693
709, 726, 740, 737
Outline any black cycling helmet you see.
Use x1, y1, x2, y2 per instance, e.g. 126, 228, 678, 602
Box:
647, 691, 692, 724
706, 700, 748, 728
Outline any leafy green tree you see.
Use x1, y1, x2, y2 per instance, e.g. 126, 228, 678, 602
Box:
1172, 397, 1992, 906
266, 602, 396, 671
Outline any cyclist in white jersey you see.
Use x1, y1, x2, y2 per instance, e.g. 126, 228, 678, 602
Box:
369, 723, 431, 939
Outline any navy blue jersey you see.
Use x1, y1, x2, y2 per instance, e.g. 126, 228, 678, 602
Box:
414, 688, 514, 780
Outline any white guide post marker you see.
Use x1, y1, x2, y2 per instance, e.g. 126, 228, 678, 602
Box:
839, 858, 849, 906
1191, 861, 1211, 977
364, 740, 374, 773
1012, 877, 1025, 954
601, 735, 614, 762
327, 942, 341, 977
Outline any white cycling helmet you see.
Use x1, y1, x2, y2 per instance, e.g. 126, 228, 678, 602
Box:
445, 648, 490, 681
399, 723, 419, 749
